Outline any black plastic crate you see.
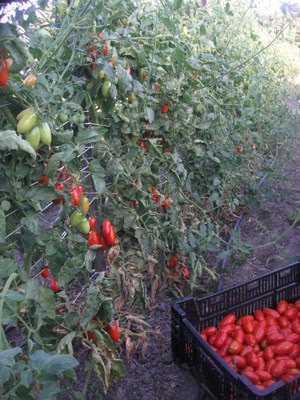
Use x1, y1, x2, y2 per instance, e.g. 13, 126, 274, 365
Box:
171, 260, 300, 400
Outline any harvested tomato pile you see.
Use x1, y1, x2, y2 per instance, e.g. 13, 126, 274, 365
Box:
200, 300, 300, 390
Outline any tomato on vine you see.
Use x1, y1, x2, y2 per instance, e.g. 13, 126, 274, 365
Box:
23, 74, 37, 87
161, 103, 169, 113
38, 175, 49, 185
50, 276, 59, 292
41, 267, 50, 278
88, 216, 97, 229
0, 60, 8, 87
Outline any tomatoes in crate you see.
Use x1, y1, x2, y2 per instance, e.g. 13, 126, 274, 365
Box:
198, 298, 300, 390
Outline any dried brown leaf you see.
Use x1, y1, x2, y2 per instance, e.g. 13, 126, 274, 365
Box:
107, 245, 120, 270
151, 274, 161, 300
141, 339, 149, 359
126, 336, 136, 359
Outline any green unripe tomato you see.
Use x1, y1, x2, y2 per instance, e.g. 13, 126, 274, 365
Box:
26, 126, 41, 150
59, 113, 68, 123
70, 210, 84, 227
71, 114, 80, 124
101, 80, 111, 98
78, 114, 85, 123
98, 70, 105, 79
39, 122, 52, 145
79, 218, 90, 234
17, 112, 38, 134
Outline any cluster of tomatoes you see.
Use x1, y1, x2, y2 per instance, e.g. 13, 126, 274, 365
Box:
200, 300, 300, 391
16, 108, 52, 150
151, 187, 171, 209
168, 255, 190, 280
69, 182, 117, 249
40, 266, 60, 292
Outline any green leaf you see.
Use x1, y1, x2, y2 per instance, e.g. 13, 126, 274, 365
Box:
172, 0, 183, 11
123, 214, 137, 230
20, 212, 42, 235
30, 350, 79, 376
57, 332, 76, 354
0, 131, 36, 159
200, 24, 206, 35
145, 107, 155, 124
59, 256, 84, 286
38, 286, 56, 319
0, 347, 21, 367
160, 17, 176, 34
0, 365, 11, 385
76, 127, 106, 145
1, 201, 10, 212
25, 279, 39, 300
0, 258, 18, 281
88, 160, 105, 195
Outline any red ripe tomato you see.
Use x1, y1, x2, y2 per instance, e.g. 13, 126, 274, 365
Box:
256, 370, 272, 382
41, 267, 50, 278
265, 359, 276, 373
208, 334, 217, 346
295, 356, 300, 368
263, 308, 280, 320
0, 60, 8, 87
285, 333, 300, 343
257, 357, 265, 371
138, 139, 149, 153
294, 300, 300, 310
254, 310, 265, 322
281, 374, 294, 382
53, 196, 64, 205
218, 339, 232, 358
219, 324, 235, 335
262, 379, 276, 388
265, 315, 279, 326
279, 316, 289, 329
274, 341, 294, 356
270, 360, 287, 378
241, 370, 259, 384
99, 236, 108, 250
243, 365, 254, 372
200, 333, 207, 341
219, 314, 236, 327
228, 340, 243, 355
106, 320, 120, 341
50, 276, 59, 292
245, 131, 250, 141
102, 219, 112, 237
240, 346, 252, 357
277, 300, 289, 315
241, 316, 254, 333
244, 334, 256, 347
161, 102, 169, 113
55, 182, 64, 191
38, 175, 49, 184
276, 358, 296, 369
162, 197, 171, 208
285, 306, 298, 320
154, 84, 160, 92
214, 332, 228, 349
267, 332, 284, 344
232, 355, 246, 369
288, 344, 300, 360
181, 267, 190, 280
286, 368, 300, 376
106, 224, 116, 245
70, 186, 81, 207
88, 216, 97, 230
253, 321, 267, 343
232, 327, 245, 344
88, 230, 101, 246
245, 351, 259, 368
128, 200, 137, 208
292, 319, 300, 334
168, 255, 179, 268
201, 326, 217, 337
263, 346, 275, 360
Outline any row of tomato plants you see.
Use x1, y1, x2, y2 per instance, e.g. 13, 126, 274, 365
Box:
0, 0, 294, 397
